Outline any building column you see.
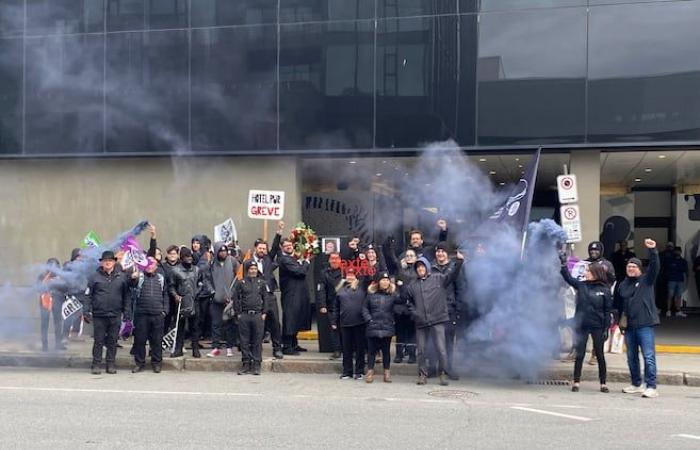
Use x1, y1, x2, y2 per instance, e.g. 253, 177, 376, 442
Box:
569, 150, 601, 259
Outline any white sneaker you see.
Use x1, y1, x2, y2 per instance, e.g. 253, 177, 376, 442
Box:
206, 349, 221, 358
622, 384, 646, 394
642, 388, 659, 398
676, 311, 687, 318
666, 310, 672, 318
226, 348, 234, 357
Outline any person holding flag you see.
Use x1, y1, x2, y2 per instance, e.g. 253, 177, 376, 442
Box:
131, 257, 168, 373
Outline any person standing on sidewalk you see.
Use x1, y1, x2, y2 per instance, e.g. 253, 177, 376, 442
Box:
317, 252, 344, 360
362, 272, 403, 383
560, 261, 613, 393
617, 239, 661, 398
331, 268, 368, 380
84, 251, 133, 375
234, 261, 270, 376
38, 258, 65, 352
249, 231, 283, 360
208, 242, 239, 358
664, 247, 688, 318
131, 257, 168, 374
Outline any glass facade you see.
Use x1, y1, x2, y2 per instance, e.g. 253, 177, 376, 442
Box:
0, 0, 698, 156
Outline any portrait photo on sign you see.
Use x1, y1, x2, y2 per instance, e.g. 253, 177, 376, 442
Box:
322, 237, 341, 254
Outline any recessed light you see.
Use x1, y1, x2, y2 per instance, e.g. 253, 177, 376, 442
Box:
489, 171, 497, 175
518, 164, 523, 169
635, 178, 642, 182
499, 182, 505, 186
479, 158, 487, 162
515, 158, 520, 162
349, 160, 357, 164
644, 168, 652, 173
375, 173, 382, 177
658, 155, 666, 159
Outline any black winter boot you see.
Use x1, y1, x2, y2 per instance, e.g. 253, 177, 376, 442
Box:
238, 362, 251, 375
407, 345, 417, 364
394, 344, 404, 364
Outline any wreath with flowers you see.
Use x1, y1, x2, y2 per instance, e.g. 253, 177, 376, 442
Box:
290, 222, 320, 261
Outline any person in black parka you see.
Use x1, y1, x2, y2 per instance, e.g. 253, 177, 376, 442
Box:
331, 268, 368, 380
560, 260, 613, 393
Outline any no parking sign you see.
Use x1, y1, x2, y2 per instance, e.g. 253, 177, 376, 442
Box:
557, 175, 578, 204
560, 204, 582, 243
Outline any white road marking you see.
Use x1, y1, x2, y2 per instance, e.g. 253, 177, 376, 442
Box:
511, 406, 593, 422
0, 386, 261, 397
674, 434, 700, 441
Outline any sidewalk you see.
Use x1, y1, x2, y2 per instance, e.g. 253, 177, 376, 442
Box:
0, 337, 698, 387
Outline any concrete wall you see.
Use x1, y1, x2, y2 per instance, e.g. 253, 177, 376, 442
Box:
569, 150, 601, 259
0, 156, 302, 286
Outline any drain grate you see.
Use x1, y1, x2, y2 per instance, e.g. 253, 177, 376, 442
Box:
428, 390, 479, 399
526, 379, 571, 386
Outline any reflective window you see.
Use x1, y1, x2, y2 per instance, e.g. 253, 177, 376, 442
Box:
191, 0, 277, 26
27, 0, 105, 35
106, 31, 189, 153
25, 34, 104, 154
191, 26, 277, 152
477, 8, 587, 145
147, 0, 188, 30
588, 1, 700, 142
280, 0, 375, 23
378, 0, 456, 17
457, 14, 478, 146
107, 0, 144, 32
0, 1, 23, 37
376, 16, 460, 148
0, 38, 23, 153
467, 0, 584, 11
279, 21, 374, 150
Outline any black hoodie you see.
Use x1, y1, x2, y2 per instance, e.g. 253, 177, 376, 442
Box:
616, 248, 660, 329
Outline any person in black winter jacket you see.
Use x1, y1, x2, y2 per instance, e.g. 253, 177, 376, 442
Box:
331, 268, 368, 380
586, 241, 616, 287
208, 242, 240, 358
405, 254, 464, 386
617, 239, 661, 398
317, 252, 343, 359
38, 258, 65, 352
362, 272, 403, 383
560, 261, 613, 393
168, 247, 203, 358
431, 242, 460, 380
131, 257, 169, 373
84, 250, 134, 375
161, 245, 180, 333
388, 248, 418, 364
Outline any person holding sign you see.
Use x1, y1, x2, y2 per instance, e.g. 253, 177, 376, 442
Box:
84, 251, 133, 375
38, 258, 65, 352
131, 257, 168, 373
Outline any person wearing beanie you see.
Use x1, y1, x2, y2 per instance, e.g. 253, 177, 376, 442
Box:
331, 267, 369, 380
430, 241, 460, 380
617, 239, 661, 398
586, 241, 616, 287
233, 260, 272, 375
405, 252, 464, 386
168, 247, 204, 358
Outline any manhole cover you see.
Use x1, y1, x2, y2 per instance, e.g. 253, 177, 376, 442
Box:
427, 390, 478, 399
526, 380, 571, 386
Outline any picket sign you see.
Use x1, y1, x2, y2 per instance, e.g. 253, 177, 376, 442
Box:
161, 328, 177, 350
61, 296, 83, 320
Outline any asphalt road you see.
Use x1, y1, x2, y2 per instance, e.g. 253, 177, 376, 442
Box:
1, 368, 699, 449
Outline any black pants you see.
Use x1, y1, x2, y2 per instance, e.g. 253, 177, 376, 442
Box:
174, 314, 199, 353
195, 297, 210, 341
445, 318, 457, 373
283, 334, 299, 350
133, 314, 164, 367
92, 316, 120, 366
573, 327, 607, 383
416, 323, 447, 377
40, 301, 63, 350
367, 336, 391, 370
163, 297, 177, 332
341, 324, 366, 376
264, 300, 282, 351
210, 302, 236, 349
239, 313, 264, 365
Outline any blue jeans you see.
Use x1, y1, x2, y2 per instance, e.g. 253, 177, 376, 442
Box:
625, 326, 657, 389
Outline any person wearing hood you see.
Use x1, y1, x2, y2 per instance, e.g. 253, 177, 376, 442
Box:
84, 251, 134, 375
207, 242, 240, 358
331, 268, 368, 380
405, 252, 464, 386
233, 260, 272, 375
38, 258, 65, 352
169, 247, 204, 358
560, 260, 613, 393
191, 235, 210, 265
431, 242, 461, 380
617, 239, 661, 398
195, 241, 215, 343
340, 235, 362, 261
131, 257, 168, 373
317, 252, 344, 359
161, 245, 180, 332
362, 272, 404, 383
585, 241, 615, 287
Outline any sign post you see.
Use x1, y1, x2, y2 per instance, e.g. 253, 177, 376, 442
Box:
248, 190, 285, 239
557, 174, 578, 204
560, 204, 582, 243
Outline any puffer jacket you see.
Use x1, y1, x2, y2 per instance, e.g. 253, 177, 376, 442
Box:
432, 260, 459, 318
363, 286, 404, 338
560, 266, 613, 329
134, 272, 169, 316
331, 281, 367, 328
405, 257, 463, 329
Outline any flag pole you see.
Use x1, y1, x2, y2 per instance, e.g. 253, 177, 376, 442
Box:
520, 147, 542, 260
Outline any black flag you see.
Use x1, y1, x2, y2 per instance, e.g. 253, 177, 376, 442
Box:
488, 148, 541, 239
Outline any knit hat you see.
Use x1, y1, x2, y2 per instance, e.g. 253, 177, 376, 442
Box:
435, 241, 450, 253
628, 257, 642, 269
180, 247, 193, 258
588, 241, 603, 253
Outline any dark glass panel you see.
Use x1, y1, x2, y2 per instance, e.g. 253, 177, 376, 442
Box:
279, 20, 374, 149
146, 0, 188, 30
588, 1, 700, 142
377, 0, 455, 18
471, 0, 584, 11
106, 30, 189, 152
376, 15, 459, 148
191, 26, 277, 152
25, 34, 104, 154
280, 0, 375, 23
0, 38, 23, 153
190, 0, 277, 26
477, 8, 587, 145
456, 13, 477, 146
27, 0, 105, 35
106, 0, 144, 32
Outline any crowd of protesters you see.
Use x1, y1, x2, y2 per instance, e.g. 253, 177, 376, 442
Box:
37, 219, 692, 396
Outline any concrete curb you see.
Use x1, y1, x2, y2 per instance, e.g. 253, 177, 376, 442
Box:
0, 352, 698, 387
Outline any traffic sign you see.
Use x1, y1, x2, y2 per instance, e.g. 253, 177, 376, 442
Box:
557, 174, 578, 204
560, 204, 582, 243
